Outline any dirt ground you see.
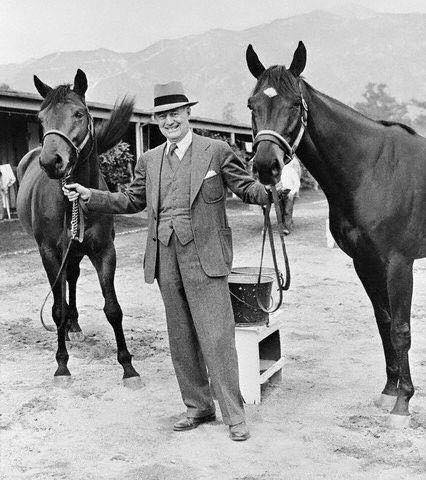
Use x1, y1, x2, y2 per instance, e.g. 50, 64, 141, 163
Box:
1, 190, 425, 480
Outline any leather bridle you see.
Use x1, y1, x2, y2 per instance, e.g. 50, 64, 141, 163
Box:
42, 109, 94, 179
253, 84, 308, 165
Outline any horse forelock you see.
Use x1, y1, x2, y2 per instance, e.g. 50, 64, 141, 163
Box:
40, 84, 85, 111
252, 66, 300, 98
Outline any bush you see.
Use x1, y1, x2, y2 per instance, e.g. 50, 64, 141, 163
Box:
99, 141, 134, 192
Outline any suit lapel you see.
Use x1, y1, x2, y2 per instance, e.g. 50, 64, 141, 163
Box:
150, 143, 166, 214
190, 134, 212, 206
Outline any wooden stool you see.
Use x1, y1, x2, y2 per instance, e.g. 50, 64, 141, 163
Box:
235, 314, 284, 404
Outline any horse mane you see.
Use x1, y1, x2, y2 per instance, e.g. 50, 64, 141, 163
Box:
96, 97, 135, 155
376, 120, 417, 136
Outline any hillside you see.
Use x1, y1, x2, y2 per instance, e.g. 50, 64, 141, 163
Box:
1, 7, 425, 122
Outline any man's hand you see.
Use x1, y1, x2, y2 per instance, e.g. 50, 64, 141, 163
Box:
265, 182, 290, 202
62, 183, 91, 202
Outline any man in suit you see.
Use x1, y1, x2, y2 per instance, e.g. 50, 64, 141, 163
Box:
64, 81, 271, 441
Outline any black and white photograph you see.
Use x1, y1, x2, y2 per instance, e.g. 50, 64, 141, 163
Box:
0, 0, 425, 478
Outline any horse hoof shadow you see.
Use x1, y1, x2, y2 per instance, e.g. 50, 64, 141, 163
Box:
53, 375, 73, 388
374, 393, 397, 411
387, 413, 410, 429
123, 375, 143, 390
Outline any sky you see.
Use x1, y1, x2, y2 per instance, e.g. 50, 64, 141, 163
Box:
1, 0, 425, 64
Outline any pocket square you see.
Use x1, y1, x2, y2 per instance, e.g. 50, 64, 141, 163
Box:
204, 170, 218, 179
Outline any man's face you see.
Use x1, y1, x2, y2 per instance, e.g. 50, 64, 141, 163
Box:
155, 106, 191, 142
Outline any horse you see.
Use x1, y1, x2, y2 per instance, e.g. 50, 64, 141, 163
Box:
246, 42, 426, 427
17, 69, 141, 388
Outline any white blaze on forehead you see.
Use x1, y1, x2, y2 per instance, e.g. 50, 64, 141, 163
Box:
263, 87, 278, 98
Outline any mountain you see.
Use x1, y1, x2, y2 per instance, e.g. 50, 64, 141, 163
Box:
1, 6, 425, 123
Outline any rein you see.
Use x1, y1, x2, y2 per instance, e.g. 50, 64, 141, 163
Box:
254, 83, 308, 317
40, 113, 94, 332
256, 185, 291, 322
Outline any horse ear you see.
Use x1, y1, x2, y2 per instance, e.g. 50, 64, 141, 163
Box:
246, 44, 266, 79
33, 75, 52, 98
289, 41, 307, 77
73, 69, 88, 97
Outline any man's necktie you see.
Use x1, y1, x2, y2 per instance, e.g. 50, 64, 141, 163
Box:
167, 142, 179, 171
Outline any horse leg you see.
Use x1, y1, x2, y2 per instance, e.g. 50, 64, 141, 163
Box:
88, 245, 141, 388
67, 253, 85, 342
386, 253, 415, 427
353, 257, 399, 411
39, 244, 71, 382
283, 194, 295, 232
278, 195, 290, 235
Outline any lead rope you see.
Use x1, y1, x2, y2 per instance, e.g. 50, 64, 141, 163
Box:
39, 181, 85, 332
255, 185, 291, 325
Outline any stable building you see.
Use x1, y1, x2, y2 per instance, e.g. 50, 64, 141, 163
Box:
0, 90, 253, 213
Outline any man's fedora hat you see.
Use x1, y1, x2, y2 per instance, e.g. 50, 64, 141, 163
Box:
152, 81, 198, 114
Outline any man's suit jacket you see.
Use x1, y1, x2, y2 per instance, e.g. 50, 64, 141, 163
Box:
87, 132, 268, 283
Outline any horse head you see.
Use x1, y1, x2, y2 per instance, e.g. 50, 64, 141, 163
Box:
246, 42, 307, 185
34, 69, 93, 179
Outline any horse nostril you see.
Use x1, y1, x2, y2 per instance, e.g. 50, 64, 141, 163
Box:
54, 154, 62, 167
271, 159, 281, 177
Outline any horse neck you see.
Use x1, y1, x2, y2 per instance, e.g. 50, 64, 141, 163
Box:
73, 143, 100, 188
299, 82, 381, 198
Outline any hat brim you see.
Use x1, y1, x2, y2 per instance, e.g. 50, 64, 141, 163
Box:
152, 101, 198, 114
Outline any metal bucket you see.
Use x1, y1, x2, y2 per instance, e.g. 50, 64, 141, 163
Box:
231, 266, 284, 288
228, 273, 274, 326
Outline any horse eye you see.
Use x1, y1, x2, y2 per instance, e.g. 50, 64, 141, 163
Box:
74, 111, 84, 119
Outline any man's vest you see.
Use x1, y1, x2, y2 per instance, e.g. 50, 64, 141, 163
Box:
157, 145, 193, 246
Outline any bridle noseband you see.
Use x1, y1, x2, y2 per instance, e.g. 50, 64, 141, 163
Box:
253, 83, 308, 164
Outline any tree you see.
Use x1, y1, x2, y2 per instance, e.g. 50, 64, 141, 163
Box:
354, 83, 411, 124
222, 102, 237, 124
99, 141, 134, 192
411, 99, 426, 135
0, 83, 11, 91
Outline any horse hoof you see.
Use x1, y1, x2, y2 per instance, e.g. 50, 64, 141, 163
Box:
123, 376, 143, 390
68, 331, 85, 342
387, 413, 410, 429
53, 375, 72, 387
375, 393, 397, 411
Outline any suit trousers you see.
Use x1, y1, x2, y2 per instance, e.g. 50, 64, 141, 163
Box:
156, 232, 245, 425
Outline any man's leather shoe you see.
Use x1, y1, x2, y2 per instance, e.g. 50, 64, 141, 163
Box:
229, 421, 250, 441
173, 413, 216, 431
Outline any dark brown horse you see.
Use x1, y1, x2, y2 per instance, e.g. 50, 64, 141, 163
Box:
246, 42, 425, 427
17, 70, 141, 387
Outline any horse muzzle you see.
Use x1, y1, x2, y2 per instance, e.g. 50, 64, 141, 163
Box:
252, 143, 283, 186
39, 152, 70, 179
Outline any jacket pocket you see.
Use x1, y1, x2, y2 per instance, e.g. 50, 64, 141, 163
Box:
201, 174, 224, 204
219, 227, 233, 268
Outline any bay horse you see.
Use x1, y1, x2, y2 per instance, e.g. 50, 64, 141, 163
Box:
246, 42, 425, 427
17, 69, 141, 387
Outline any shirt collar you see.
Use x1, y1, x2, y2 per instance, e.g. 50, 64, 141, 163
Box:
166, 129, 193, 158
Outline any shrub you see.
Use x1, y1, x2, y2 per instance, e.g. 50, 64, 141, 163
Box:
99, 141, 134, 192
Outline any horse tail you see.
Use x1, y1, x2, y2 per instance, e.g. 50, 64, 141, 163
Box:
96, 96, 135, 155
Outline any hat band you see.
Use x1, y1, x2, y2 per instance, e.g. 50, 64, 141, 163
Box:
154, 94, 189, 107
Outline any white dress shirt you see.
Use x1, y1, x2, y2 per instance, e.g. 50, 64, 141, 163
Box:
166, 129, 193, 160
